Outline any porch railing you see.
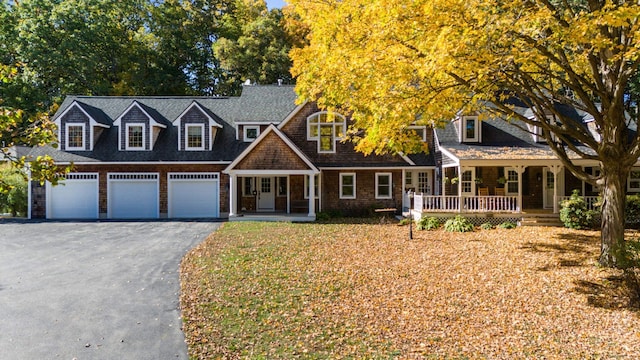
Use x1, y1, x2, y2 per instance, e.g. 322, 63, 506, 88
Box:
557, 196, 600, 211
413, 194, 519, 213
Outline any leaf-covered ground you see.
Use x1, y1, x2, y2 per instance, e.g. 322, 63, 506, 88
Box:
180, 221, 640, 359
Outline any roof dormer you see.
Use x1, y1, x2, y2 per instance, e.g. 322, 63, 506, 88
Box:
53, 101, 110, 151
172, 101, 223, 151
113, 101, 167, 151
456, 115, 481, 143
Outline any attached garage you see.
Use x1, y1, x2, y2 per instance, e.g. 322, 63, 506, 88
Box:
46, 173, 99, 219
108, 173, 159, 219
168, 173, 220, 218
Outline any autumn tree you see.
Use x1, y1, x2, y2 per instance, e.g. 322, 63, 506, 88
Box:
290, 0, 640, 267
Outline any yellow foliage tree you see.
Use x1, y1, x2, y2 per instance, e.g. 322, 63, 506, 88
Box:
289, 0, 640, 267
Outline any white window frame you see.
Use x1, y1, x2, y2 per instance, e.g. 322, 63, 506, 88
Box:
462, 116, 479, 142
375, 173, 392, 199
628, 167, 640, 192
505, 168, 519, 195
408, 125, 427, 142
242, 177, 255, 197
243, 126, 260, 142
125, 123, 145, 150
460, 169, 475, 195
340, 173, 356, 199
304, 174, 320, 199
306, 112, 346, 154
184, 123, 205, 150
65, 123, 85, 150
277, 176, 288, 197
417, 171, 430, 194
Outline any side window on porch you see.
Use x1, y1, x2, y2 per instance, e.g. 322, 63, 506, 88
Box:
243, 177, 255, 197
277, 177, 287, 197
506, 168, 519, 195
417, 172, 430, 194
460, 170, 473, 194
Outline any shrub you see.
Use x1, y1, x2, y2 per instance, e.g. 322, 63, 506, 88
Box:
0, 166, 27, 217
398, 217, 412, 226
444, 215, 474, 232
416, 216, 441, 231
559, 189, 596, 229
497, 221, 517, 229
480, 222, 493, 230
627, 194, 640, 225
615, 238, 640, 270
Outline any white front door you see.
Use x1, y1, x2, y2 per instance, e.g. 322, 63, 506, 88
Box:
257, 177, 275, 211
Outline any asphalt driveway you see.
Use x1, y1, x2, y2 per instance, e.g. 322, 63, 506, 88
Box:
0, 220, 220, 360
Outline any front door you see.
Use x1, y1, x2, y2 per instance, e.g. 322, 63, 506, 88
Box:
257, 177, 275, 211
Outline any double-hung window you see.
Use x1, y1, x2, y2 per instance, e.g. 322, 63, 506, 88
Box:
340, 173, 356, 199
460, 170, 474, 195
185, 124, 204, 150
66, 123, 85, 150
375, 173, 392, 199
304, 174, 320, 199
505, 168, 519, 195
629, 168, 640, 192
462, 116, 479, 142
307, 112, 345, 153
126, 123, 145, 150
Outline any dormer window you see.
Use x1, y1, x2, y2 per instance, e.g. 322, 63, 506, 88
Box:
126, 124, 145, 150
407, 126, 427, 141
66, 123, 85, 150
186, 124, 204, 150
462, 116, 479, 142
532, 124, 544, 143
244, 126, 260, 142
307, 112, 346, 153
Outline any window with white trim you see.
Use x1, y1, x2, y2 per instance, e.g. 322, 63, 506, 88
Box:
405, 171, 413, 187
277, 176, 287, 197
506, 168, 519, 195
629, 167, 640, 192
243, 177, 255, 197
185, 124, 204, 150
307, 112, 346, 153
407, 126, 427, 141
340, 173, 356, 199
244, 126, 260, 142
375, 173, 392, 199
66, 123, 85, 150
126, 123, 145, 150
418, 172, 430, 194
462, 116, 479, 142
460, 169, 474, 195
304, 174, 320, 199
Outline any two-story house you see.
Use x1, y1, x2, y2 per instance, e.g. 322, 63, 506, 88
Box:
23, 85, 634, 221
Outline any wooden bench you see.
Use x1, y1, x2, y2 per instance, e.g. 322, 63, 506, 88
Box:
291, 200, 308, 213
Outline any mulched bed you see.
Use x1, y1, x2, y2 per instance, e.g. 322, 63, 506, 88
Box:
180, 221, 640, 359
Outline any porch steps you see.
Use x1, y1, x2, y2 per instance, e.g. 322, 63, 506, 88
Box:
519, 213, 563, 227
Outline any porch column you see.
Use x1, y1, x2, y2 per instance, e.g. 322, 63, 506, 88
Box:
308, 173, 316, 217
551, 165, 563, 214
229, 174, 237, 217
516, 166, 526, 213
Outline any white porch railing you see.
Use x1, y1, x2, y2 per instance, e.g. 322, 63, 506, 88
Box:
413, 194, 519, 213
557, 196, 600, 211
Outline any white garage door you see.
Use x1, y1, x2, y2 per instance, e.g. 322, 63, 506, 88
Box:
47, 173, 99, 219
108, 173, 159, 219
168, 173, 219, 218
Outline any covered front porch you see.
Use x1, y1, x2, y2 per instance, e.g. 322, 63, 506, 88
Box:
405, 161, 575, 216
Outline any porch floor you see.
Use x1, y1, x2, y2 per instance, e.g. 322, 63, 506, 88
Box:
229, 212, 316, 223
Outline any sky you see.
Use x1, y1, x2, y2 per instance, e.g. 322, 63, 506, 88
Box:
266, 0, 287, 9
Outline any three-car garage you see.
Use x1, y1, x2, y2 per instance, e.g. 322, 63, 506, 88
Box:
45, 172, 220, 219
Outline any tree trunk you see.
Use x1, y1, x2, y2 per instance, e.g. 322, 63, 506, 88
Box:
599, 167, 627, 267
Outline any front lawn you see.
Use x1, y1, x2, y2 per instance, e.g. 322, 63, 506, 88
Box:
180, 221, 640, 359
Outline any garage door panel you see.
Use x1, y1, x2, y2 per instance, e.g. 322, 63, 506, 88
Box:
168, 173, 219, 218
108, 173, 159, 219
47, 174, 99, 219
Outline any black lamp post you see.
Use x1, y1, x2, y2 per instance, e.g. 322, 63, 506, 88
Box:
407, 190, 414, 240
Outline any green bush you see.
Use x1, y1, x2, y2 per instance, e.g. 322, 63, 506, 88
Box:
626, 194, 640, 225
0, 166, 28, 217
444, 215, 474, 232
497, 221, 517, 229
398, 217, 412, 226
614, 238, 640, 269
416, 216, 441, 230
480, 222, 493, 230
559, 189, 596, 229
